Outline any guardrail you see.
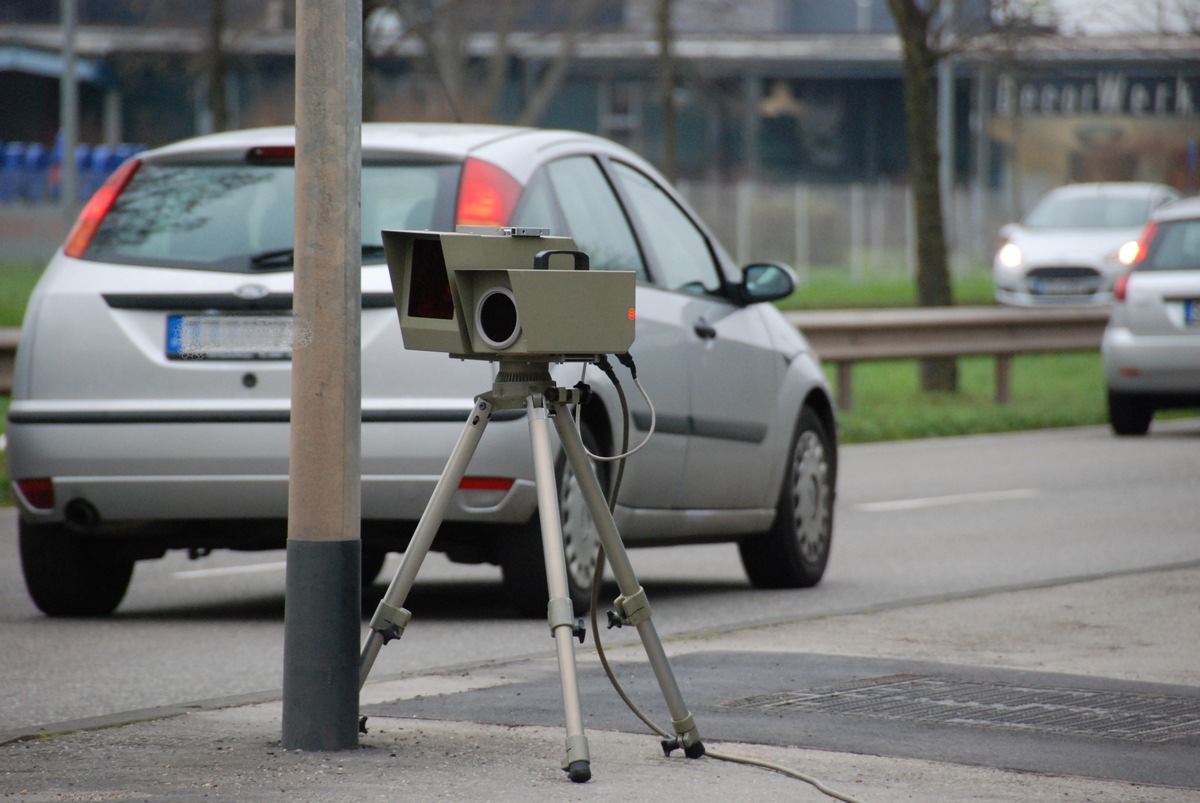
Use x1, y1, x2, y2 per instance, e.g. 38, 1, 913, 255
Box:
785, 306, 1111, 411
0, 306, 1112, 408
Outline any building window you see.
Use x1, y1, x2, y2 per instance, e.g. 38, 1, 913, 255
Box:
599, 80, 643, 153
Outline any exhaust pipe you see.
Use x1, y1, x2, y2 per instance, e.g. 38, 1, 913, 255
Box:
64, 498, 101, 531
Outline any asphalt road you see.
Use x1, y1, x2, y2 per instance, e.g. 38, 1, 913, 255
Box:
3, 420, 1199, 735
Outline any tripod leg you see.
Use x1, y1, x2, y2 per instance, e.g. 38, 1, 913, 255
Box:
359, 397, 493, 689
527, 398, 591, 782
549, 403, 705, 758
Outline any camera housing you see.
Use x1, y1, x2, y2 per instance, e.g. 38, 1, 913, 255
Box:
382, 227, 637, 362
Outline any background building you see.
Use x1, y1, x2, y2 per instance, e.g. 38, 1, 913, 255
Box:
1, 0, 1197, 268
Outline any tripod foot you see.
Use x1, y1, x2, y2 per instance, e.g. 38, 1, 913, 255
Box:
661, 736, 706, 759
566, 760, 591, 783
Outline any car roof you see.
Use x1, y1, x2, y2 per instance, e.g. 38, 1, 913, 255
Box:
141, 123, 531, 159
1151, 194, 1200, 222
1042, 181, 1179, 200
140, 123, 621, 163
134, 122, 662, 189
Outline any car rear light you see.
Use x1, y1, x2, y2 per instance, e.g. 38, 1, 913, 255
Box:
1129, 221, 1159, 267
1113, 272, 1132, 302
245, 145, 295, 164
458, 476, 515, 509
460, 477, 515, 492
456, 157, 521, 227
16, 478, 55, 510
63, 158, 142, 258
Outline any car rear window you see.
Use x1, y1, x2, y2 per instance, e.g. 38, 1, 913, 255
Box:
1143, 218, 1200, 271
80, 161, 460, 272
1025, 196, 1153, 229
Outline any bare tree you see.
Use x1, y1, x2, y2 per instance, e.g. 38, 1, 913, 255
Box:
885, 0, 958, 392
365, 0, 610, 125
656, 0, 679, 182
202, 0, 228, 133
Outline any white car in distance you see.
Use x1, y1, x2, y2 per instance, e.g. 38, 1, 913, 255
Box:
994, 182, 1181, 306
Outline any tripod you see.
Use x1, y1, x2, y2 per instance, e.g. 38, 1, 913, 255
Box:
359, 359, 704, 782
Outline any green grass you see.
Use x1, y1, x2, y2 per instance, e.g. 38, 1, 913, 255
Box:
0, 261, 43, 327
829, 353, 1109, 444
781, 268, 997, 310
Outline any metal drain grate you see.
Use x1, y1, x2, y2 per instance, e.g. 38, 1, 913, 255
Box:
724, 674, 1200, 743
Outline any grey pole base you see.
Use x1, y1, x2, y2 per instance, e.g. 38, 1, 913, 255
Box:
283, 538, 362, 751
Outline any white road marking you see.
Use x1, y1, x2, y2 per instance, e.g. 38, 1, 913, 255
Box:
856, 488, 1040, 513
173, 561, 288, 580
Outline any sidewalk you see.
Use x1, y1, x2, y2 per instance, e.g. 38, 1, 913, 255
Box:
3, 565, 1198, 802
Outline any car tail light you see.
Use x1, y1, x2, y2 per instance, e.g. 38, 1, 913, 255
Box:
16, 478, 55, 510
245, 145, 295, 164
456, 157, 521, 227
1113, 272, 1132, 302
1113, 221, 1161, 302
458, 476, 515, 509
460, 477, 515, 492
1129, 221, 1159, 267
63, 158, 142, 258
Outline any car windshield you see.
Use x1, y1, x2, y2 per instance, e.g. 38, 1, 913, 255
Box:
82, 161, 459, 272
1024, 194, 1152, 230
1144, 218, 1200, 271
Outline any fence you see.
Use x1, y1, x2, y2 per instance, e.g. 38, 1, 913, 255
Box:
676, 178, 1050, 275
0, 140, 145, 206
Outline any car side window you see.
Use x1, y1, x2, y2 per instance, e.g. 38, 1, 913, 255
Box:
511, 156, 647, 281
609, 161, 722, 294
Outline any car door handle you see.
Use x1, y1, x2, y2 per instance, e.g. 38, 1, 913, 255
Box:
694, 319, 717, 340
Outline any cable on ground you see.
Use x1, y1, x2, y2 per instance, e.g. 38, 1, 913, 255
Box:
582, 353, 866, 803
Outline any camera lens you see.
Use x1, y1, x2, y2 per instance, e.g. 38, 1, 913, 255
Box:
476, 287, 520, 350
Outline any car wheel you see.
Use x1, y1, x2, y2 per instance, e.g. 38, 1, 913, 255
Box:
501, 421, 606, 618
361, 547, 388, 587
1108, 390, 1153, 436
19, 520, 134, 617
739, 406, 835, 589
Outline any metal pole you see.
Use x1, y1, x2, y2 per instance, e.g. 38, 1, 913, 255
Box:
59, 0, 79, 228
282, 0, 363, 751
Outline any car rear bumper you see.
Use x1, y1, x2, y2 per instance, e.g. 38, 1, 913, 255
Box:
1103, 326, 1200, 394
6, 413, 539, 528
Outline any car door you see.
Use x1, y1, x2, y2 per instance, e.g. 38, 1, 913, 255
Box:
605, 160, 784, 511
510, 154, 688, 511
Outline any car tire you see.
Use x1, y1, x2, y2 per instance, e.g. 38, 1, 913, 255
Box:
1107, 390, 1153, 436
739, 406, 835, 589
19, 520, 135, 617
501, 421, 606, 618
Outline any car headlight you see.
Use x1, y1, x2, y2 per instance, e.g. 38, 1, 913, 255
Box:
996, 242, 1023, 270
1116, 239, 1141, 266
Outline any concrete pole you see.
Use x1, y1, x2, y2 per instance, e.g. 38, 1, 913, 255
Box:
59, 0, 79, 228
282, 0, 363, 751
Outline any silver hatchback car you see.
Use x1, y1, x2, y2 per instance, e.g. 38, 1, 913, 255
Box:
8, 124, 837, 617
1103, 194, 1200, 435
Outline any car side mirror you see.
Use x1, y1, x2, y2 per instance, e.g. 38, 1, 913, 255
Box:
739, 261, 796, 304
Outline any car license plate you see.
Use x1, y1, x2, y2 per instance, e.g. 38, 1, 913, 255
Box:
1186, 301, 1200, 325
1032, 278, 1093, 296
166, 314, 296, 360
